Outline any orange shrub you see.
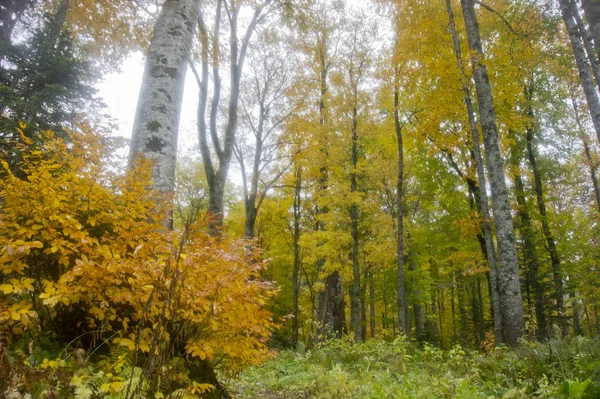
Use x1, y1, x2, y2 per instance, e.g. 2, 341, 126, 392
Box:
0, 124, 277, 393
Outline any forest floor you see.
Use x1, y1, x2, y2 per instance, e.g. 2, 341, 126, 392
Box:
226, 335, 600, 399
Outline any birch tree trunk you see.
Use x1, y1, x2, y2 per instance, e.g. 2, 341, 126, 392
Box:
508, 134, 548, 341
582, 0, 600, 56
572, 1, 600, 92
445, 0, 503, 345
460, 0, 525, 346
559, 0, 600, 146
570, 91, 600, 212
129, 0, 200, 195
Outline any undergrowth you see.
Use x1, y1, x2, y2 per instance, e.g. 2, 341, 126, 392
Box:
228, 335, 600, 399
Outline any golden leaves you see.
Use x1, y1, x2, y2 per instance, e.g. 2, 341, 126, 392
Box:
0, 123, 276, 383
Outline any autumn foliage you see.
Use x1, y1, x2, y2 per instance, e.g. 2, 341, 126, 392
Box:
0, 125, 277, 396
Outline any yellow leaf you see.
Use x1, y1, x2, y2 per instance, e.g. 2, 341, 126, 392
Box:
16, 127, 33, 145
0, 284, 13, 294
116, 338, 135, 351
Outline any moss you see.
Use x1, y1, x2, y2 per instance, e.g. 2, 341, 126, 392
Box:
147, 120, 162, 132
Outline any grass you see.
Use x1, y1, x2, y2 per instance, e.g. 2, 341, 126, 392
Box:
227, 335, 600, 398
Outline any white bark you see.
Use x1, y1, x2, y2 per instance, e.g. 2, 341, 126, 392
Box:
129, 0, 201, 194
460, 0, 525, 346
559, 0, 600, 147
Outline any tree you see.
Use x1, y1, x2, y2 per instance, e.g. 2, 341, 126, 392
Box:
559, 0, 600, 146
582, 0, 600, 58
194, 0, 275, 233
234, 29, 297, 239
0, 4, 98, 173
460, 0, 525, 345
444, 0, 503, 345
129, 0, 201, 195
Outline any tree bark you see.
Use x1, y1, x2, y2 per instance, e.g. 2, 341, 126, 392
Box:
394, 66, 409, 336
315, 38, 330, 339
582, 0, 600, 57
572, 1, 600, 93
445, 0, 503, 345
321, 270, 344, 339
130, 0, 200, 195
570, 89, 600, 212
460, 0, 525, 346
350, 78, 362, 342
369, 271, 376, 339
410, 255, 424, 342
559, 0, 600, 146
508, 133, 548, 341
292, 166, 302, 346
128, 2, 231, 397
196, 1, 271, 233
524, 85, 565, 334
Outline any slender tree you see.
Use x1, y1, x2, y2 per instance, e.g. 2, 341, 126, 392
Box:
194, 0, 274, 233
234, 33, 296, 238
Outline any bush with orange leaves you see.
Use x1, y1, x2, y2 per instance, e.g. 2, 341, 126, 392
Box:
0, 124, 277, 396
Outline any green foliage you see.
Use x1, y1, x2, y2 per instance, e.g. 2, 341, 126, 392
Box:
0, 12, 99, 157
229, 336, 600, 398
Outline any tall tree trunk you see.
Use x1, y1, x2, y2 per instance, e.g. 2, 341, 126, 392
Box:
292, 166, 302, 346
321, 270, 344, 339
409, 252, 424, 342
314, 31, 344, 339
509, 136, 548, 341
130, 0, 200, 196
572, 1, 600, 92
582, 0, 600, 57
524, 85, 565, 334
350, 86, 362, 341
445, 0, 503, 345
570, 90, 600, 212
361, 269, 368, 341
369, 271, 376, 339
456, 272, 468, 345
315, 70, 328, 339
129, 2, 230, 397
460, 0, 525, 346
559, 0, 600, 146
394, 66, 409, 336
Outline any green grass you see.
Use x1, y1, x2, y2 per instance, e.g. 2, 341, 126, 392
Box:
227, 336, 600, 398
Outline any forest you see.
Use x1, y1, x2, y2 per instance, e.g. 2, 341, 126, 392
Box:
1, 0, 600, 397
